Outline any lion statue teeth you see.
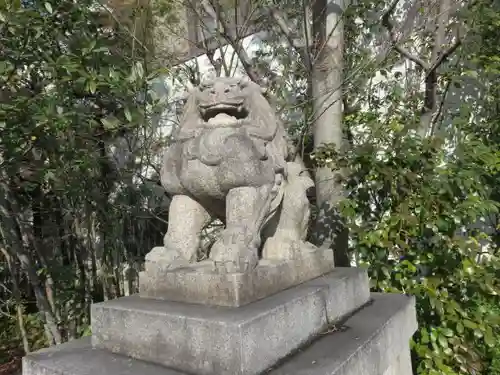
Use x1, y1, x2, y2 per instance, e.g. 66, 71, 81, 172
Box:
147, 77, 317, 273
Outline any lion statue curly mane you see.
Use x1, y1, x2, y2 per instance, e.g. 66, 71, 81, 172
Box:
150, 77, 316, 273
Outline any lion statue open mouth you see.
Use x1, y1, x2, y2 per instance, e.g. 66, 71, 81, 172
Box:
148, 77, 316, 273
199, 99, 249, 126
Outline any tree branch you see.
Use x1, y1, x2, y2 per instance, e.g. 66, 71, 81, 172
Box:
199, 24, 223, 77
429, 47, 462, 135
381, 0, 429, 70
427, 38, 461, 78
269, 8, 303, 51
199, 0, 262, 83
269, 7, 313, 70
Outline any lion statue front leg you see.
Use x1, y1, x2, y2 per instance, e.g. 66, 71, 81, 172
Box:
146, 195, 212, 269
209, 184, 275, 273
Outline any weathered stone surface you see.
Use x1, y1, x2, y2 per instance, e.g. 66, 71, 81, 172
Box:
92, 268, 369, 375
382, 346, 413, 375
308, 267, 370, 323
268, 293, 418, 375
140, 248, 334, 307
22, 337, 183, 375
151, 77, 317, 273
24, 293, 416, 375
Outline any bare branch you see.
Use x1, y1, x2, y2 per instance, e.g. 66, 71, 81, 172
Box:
98, 2, 150, 54
218, 46, 232, 76
427, 38, 461, 77
301, 0, 312, 49
269, 7, 315, 71
199, 21, 223, 76
199, 0, 262, 82
429, 35, 463, 135
381, 0, 429, 70
269, 8, 304, 51
430, 76, 452, 135
227, 47, 239, 75
311, 1, 345, 67
201, 0, 218, 20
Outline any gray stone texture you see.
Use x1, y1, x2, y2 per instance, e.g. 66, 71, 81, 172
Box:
23, 337, 184, 375
268, 293, 418, 375
92, 268, 369, 375
382, 347, 413, 375
140, 248, 334, 307
151, 77, 318, 273
24, 293, 416, 375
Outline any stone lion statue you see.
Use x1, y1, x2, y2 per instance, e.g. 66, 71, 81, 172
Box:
147, 77, 316, 273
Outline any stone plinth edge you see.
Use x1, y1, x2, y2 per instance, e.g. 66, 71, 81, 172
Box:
139, 248, 334, 307
268, 293, 418, 375
91, 268, 368, 375
23, 293, 417, 375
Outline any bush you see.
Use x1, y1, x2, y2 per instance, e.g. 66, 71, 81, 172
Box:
314, 127, 500, 374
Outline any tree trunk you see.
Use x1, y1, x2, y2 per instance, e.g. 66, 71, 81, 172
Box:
419, 0, 452, 136
0, 178, 62, 345
311, 0, 350, 266
0, 246, 30, 353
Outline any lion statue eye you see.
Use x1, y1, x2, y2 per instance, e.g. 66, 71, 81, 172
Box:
238, 76, 250, 88
199, 80, 214, 92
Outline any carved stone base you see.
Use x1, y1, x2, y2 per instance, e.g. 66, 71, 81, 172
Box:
23, 293, 417, 375
139, 248, 334, 307
91, 268, 369, 375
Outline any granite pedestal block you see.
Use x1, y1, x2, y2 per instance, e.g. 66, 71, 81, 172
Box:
23, 293, 417, 375
140, 249, 335, 307
92, 268, 369, 375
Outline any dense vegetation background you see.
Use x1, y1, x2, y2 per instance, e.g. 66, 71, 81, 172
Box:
0, 1, 499, 374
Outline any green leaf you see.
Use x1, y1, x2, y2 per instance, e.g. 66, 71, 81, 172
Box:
441, 328, 453, 337
463, 320, 477, 329
124, 108, 132, 122
484, 326, 495, 347
430, 329, 437, 342
134, 62, 144, 79
438, 334, 448, 349
44, 2, 53, 13
86, 80, 97, 94
421, 328, 430, 344
101, 116, 120, 130
0, 60, 12, 74
93, 47, 110, 53
443, 347, 453, 356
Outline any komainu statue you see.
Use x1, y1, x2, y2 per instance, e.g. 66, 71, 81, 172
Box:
147, 77, 317, 273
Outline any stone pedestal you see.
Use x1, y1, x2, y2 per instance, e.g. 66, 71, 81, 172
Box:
23, 292, 417, 375
92, 268, 368, 375
23, 262, 417, 375
140, 249, 335, 307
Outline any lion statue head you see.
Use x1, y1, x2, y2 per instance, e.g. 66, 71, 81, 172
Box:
160, 77, 293, 205
173, 77, 289, 147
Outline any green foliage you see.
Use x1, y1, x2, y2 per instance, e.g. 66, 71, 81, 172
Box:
309, 1, 500, 373
314, 92, 500, 375
0, 312, 47, 364
0, 0, 147, 176
0, 0, 169, 354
